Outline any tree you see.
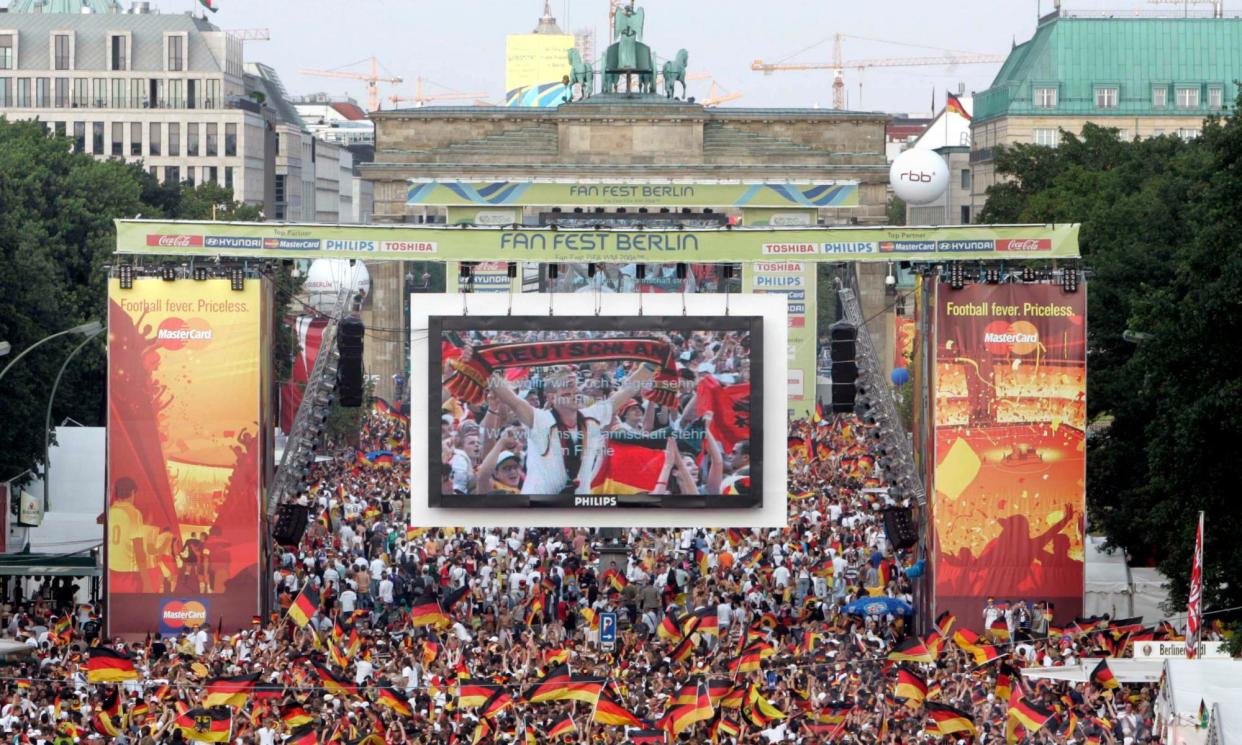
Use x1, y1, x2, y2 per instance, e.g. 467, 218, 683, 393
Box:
978, 116, 1241, 617
886, 195, 907, 226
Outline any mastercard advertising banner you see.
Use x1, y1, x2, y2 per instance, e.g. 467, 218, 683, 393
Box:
932, 283, 1086, 624
107, 279, 265, 638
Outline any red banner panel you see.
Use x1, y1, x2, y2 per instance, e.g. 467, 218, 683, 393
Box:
932, 283, 1086, 625
107, 279, 265, 638
279, 315, 329, 434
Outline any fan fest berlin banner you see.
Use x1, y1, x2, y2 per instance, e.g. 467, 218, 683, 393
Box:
932, 283, 1086, 624
107, 279, 266, 637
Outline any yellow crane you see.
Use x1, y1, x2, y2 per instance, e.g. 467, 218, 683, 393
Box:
299, 56, 403, 113
388, 78, 491, 108
752, 33, 1004, 110
702, 80, 743, 107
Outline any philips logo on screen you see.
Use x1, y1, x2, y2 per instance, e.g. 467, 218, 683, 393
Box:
159, 599, 208, 634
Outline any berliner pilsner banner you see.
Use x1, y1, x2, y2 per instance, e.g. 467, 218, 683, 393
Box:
431, 315, 763, 510
932, 283, 1086, 624
107, 278, 264, 637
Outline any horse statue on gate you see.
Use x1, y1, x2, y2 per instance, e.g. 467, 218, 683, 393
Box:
661, 49, 689, 99
568, 48, 594, 100
604, 4, 655, 94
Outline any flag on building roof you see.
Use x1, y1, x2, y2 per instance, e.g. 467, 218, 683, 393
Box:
946, 91, 971, 120
198, 0, 218, 13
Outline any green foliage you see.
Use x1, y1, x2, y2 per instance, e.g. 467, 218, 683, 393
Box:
1225, 624, 1242, 659
327, 375, 374, 444
0, 118, 273, 483
979, 114, 1242, 617
887, 194, 907, 226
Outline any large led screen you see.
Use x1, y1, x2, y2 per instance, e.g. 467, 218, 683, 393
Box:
430, 315, 763, 510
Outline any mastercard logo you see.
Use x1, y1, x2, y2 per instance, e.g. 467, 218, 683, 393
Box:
983, 320, 1040, 355
161, 600, 207, 629
156, 317, 213, 351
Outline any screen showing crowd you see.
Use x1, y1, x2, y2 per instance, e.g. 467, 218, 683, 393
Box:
430, 315, 763, 509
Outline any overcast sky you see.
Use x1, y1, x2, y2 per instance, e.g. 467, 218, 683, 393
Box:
161, 0, 1171, 113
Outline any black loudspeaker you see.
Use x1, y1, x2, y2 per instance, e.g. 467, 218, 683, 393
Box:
829, 321, 858, 413
272, 503, 309, 548
337, 316, 365, 407
882, 507, 919, 550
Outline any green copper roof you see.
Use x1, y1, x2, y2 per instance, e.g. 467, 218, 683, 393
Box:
7, 0, 122, 12
974, 14, 1242, 122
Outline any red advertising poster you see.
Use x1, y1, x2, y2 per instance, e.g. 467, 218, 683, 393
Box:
932, 283, 1086, 624
107, 279, 265, 638
279, 315, 329, 433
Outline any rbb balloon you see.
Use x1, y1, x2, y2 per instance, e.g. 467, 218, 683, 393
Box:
891, 367, 911, 386
890, 149, 949, 205
305, 259, 371, 312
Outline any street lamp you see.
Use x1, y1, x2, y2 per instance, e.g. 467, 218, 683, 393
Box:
43, 324, 105, 511
0, 321, 103, 384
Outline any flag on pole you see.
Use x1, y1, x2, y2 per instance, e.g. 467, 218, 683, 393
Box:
198, 0, 218, 12
1187, 511, 1204, 659
946, 91, 972, 120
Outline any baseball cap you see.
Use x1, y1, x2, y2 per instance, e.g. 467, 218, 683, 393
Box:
497, 451, 520, 466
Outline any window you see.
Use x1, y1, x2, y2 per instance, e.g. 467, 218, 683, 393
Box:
111, 79, 124, 108
186, 165, 195, 185
53, 121, 64, 138
206, 123, 218, 156
1176, 86, 1200, 108
73, 121, 84, 152
0, 34, 13, 70
187, 123, 199, 156
1116, 128, 1130, 141
36, 77, 49, 107
225, 166, 233, 190
205, 79, 220, 108
17, 78, 29, 107
960, 205, 971, 224
275, 175, 286, 220
1152, 86, 1168, 109
1034, 86, 1058, 108
167, 35, 184, 72
169, 79, 183, 108
149, 122, 161, 156
73, 77, 87, 107
0, 78, 10, 107
53, 34, 70, 71
1176, 128, 1201, 141
960, 169, 971, 190
53, 77, 67, 107
110, 122, 122, 156
205, 165, 218, 184
92, 77, 106, 107
131, 78, 144, 107
165, 165, 180, 184
225, 123, 236, 156
110, 35, 126, 71
149, 78, 164, 107
168, 122, 179, 156
1208, 85, 1224, 110
92, 122, 103, 154
1033, 128, 1060, 147
187, 79, 197, 109
1095, 86, 1118, 109
130, 122, 141, 156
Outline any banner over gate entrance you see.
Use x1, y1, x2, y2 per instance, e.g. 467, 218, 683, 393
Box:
116, 220, 1079, 263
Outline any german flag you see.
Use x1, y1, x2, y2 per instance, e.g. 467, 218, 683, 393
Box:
935, 610, 956, 637
286, 723, 318, 745
659, 702, 710, 737
174, 707, 233, 743
1108, 617, 1144, 637
443, 585, 470, 613
727, 645, 764, 674
130, 701, 150, 721
203, 673, 259, 708
744, 683, 784, 723
693, 606, 719, 638
706, 679, 732, 706
376, 686, 412, 717
561, 676, 605, 704
313, 665, 358, 696
658, 613, 685, 643
946, 91, 972, 120
458, 678, 499, 708
669, 635, 696, 664
479, 687, 514, 719
470, 717, 493, 745
593, 685, 643, 727
923, 630, 945, 658
996, 662, 1016, 701
971, 642, 1004, 667
86, 646, 138, 683
630, 729, 667, 744
92, 712, 120, 737
725, 528, 747, 547
409, 596, 449, 628
808, 702, 852, 725
895, 665, 928, 707
887, 636, 935, 664
953, 627, 981, 651
989, 618, 1011, 641
548, 716, 577, 740
543, 647, 569, 666
712, 717, 742, 740
523, 665, 572, 703
1090, 658, 1120, 691
282, 701, 313, 729
601, 568, 628, 592
1008, 696, 1054, 737
525, 592, 545, 626
591, 438, 667, 494
925, 701, 977, 737
287, 584, 320, 628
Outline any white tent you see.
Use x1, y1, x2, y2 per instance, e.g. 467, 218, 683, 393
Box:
1084, 535, 1173, 623
1021, 659, 1166, 684
1156, 659, 1242, 745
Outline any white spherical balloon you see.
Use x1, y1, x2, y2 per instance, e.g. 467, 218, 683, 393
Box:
304, 260, 371, 312
890, 149, 950, 205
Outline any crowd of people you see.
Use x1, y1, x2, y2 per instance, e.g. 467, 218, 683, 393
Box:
0, 400, 1220, 744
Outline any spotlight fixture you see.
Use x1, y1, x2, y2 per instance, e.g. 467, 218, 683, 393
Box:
984, 266, 1001, 284
1021, 266, 1036, 283
161, 264, 177, 281
192, 266, 208, 281
948, 263, 965, 290
119, 265, 134, 290
230, 267, 245, 291
1061, 266, 1079, 293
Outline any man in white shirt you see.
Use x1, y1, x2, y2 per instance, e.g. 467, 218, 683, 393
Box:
339, 585, 358, 615
378, 573, 395, 606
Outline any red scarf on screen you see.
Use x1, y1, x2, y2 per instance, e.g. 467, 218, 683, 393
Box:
444, 338, 679, 407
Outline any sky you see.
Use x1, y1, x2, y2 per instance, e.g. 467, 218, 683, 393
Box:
154, 0, 1180, 114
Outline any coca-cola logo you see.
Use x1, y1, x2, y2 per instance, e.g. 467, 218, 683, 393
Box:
146, 234, 205, 248
996, 238, 1052, 252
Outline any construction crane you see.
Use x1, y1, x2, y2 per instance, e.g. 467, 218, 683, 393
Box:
388, 78, 491, 108
702, 80, 743, 107
752, 33, 1004, 110
299, 57, 403, 113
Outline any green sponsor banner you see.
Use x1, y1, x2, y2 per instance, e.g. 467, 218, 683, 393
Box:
446, 260, 516, 293
744, 260, 817, 419
406, 180, 860, 208
117, 221, 1080, 263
